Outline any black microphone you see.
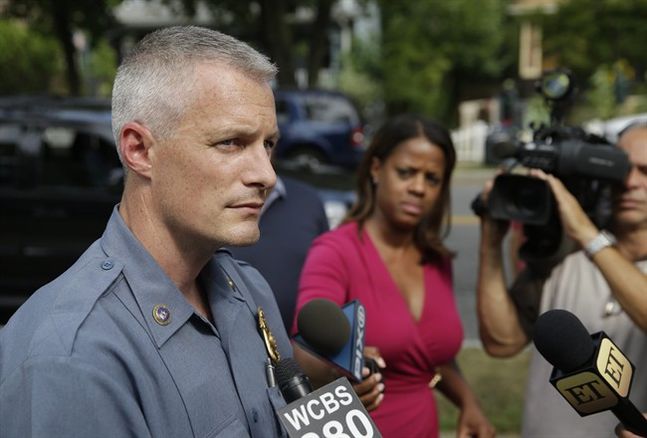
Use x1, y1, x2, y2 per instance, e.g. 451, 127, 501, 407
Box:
274, 358, 382, 437
297, 298, 351, 356
273, 356, 382, 437
533, 309, 647, 436
293, 299, 367, 382
275, 357, 313, 403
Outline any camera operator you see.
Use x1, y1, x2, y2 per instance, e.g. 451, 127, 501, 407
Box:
476, 121, 647, 437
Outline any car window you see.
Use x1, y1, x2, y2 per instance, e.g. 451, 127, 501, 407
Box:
0, 123, 20, 184
40, 127, 122, 188
276, 99, 290, 124
303, 95, 357, 125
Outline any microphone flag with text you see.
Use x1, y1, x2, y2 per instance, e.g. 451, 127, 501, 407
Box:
293, 299, 367, 382
275, 357, 381, 438
533, 309, 647, 436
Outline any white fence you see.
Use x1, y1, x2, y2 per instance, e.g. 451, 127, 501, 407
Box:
451, 121, 488, 164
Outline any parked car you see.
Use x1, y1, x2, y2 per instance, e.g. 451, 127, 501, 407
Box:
0, 96, 356, 323
0, 97, 120, 322
273, 89, 365, 170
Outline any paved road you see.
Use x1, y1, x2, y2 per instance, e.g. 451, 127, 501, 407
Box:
448, 167, 498, 342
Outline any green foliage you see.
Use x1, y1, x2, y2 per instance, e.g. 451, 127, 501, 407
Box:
3, 0, 119, 94
437, 347, 530, 434
378, 0, 511, 123
523, 95, 550, 128
540, 0, 647, 86
585, 64, 618, 120
88, 39, 118, 97
3, 0, 120, 43
0, 20, 63, 94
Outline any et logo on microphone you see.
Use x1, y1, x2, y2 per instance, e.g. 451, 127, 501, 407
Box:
552, 335, 634, 416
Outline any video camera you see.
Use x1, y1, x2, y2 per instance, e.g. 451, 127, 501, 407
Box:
474, 69, 630, 262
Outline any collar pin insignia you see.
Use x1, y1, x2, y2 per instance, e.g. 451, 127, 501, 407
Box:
257, 307, 280, 363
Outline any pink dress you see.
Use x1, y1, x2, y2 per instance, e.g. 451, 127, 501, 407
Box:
294, 222, 464, 438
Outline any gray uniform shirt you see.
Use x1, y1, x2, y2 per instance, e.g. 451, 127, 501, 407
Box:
0, 208, 291, 438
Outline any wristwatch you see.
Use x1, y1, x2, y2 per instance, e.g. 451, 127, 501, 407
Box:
584, 230, 617, 259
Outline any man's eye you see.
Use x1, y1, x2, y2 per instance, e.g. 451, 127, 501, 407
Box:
214, 139, 240, 149
264, 139, 276, 150
396, 168, 412, 178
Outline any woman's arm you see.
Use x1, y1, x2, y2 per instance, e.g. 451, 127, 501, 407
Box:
435, 360, 495, 438
293, 235, 385, 410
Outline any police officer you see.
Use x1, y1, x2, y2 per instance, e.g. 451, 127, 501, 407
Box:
0, 26, 290, 437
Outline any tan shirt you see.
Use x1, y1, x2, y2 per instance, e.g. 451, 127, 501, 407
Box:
520, 251, 647, 437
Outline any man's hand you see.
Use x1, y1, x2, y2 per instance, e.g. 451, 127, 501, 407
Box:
530, 169, 598, 246
352, 346, 385, 412
479, 178, 510, 246
615, 415, 647, 437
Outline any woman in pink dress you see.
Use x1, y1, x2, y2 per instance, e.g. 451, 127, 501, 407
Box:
294, 114, 494, 437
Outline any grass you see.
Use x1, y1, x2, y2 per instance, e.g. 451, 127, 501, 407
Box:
436, 346, 530, 435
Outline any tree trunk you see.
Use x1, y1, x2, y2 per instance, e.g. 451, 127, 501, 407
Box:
307, 0, 334, 88
259, 0, 296, 87
49, 0, 81, 95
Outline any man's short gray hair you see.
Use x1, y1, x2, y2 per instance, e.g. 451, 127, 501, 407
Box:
111, 26, 277, 161
618, 119, 647, 140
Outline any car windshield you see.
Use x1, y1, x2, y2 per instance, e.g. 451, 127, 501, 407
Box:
302, 95, 358, 125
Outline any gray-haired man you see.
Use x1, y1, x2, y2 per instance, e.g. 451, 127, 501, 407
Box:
477, 121, 647, 436
0, 26, 290, 437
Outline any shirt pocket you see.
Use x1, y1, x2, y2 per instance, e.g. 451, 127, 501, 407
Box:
266, 386, 288, 437
205, 414, 250, 438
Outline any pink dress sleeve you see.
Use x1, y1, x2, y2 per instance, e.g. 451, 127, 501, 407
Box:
291, 228, 350, 334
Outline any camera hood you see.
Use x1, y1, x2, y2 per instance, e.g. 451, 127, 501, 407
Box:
488, 174, 555, 225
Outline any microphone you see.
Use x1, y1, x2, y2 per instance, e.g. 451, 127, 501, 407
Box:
293, 299, 367, 382
274, 356, 381, 437
533, 309, 647, 436
275, 358, 313, 403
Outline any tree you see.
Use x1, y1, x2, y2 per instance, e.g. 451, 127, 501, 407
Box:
170, 0, 339, 87
3, 0, 118, 95
377, 0, 511, 123
0, 20, 62, 94
539, 0, 647, 86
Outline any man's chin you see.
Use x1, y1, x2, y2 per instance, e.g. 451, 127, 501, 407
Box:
227, 229, 261, 247
613, 210, 647, 228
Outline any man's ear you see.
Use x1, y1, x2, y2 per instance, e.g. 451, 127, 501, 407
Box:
118, 122, 155, 178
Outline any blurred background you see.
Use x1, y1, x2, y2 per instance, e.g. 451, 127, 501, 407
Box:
3, 0, 647, 143
2, 0, 647, 434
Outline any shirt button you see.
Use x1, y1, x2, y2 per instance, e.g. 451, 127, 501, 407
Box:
101, 260, 114, 270
252, 409, 259, 423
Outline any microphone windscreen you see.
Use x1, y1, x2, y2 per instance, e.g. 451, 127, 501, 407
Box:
297, 298, 351, 356
275, 357, 305, 385
275, 357, 312, 402
533, 309, 595, 372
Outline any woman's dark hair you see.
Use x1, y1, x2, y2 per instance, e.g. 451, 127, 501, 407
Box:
345, 114, 456, 262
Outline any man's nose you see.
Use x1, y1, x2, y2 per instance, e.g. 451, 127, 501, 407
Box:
625, 166, 642, 189
244, 142, 276, 190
